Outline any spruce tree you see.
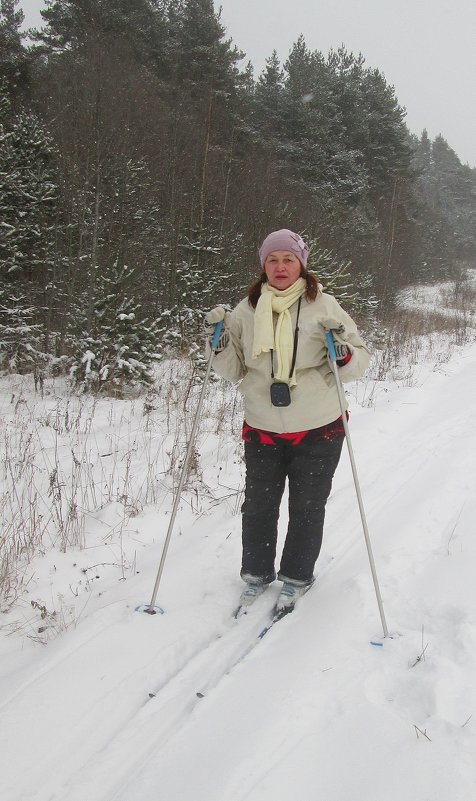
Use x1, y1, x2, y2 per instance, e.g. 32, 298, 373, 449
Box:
0, 86, 60, 358
0, 288, 44, 373
70, 265, 161, 392
308, 240, 378, 320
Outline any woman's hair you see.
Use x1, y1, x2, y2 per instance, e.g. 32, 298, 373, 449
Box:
247, 269, 319, 308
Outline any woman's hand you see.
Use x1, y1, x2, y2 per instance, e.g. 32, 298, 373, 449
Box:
205, 306, 231, 326
320, 319, 348, 340
205, 307, 231, 352
333, 342, 352, 366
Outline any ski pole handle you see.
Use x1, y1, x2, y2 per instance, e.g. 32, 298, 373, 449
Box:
211, 320, 224, 350
325, 330, 337, 362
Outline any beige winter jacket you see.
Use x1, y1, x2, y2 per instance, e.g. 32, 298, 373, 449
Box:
212, 291, 371, 433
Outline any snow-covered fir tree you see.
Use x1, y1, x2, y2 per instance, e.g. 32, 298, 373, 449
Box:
0, 85, 60, 364
0, 288, 44, 373
70, 264, 161, 393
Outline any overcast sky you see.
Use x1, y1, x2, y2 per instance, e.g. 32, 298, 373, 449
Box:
20, 0, 476, 167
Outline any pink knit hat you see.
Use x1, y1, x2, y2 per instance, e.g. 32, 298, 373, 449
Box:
259, 229, 309, 268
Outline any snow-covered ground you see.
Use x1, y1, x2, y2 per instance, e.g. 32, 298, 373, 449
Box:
1, 290, 476, 801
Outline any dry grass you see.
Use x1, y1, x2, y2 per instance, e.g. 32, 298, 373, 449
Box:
369, 280, 476, 385
0, 358, 245, 610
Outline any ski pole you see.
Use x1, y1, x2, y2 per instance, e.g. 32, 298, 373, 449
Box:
143, 322, 224, 615
326, 331, 389, 638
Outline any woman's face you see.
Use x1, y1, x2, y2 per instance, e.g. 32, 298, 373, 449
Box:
264, 251, 302, 290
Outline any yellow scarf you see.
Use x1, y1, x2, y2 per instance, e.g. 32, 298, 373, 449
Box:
252, 278, 306, 386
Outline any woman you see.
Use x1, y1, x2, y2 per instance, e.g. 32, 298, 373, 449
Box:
206, 229, 370, 615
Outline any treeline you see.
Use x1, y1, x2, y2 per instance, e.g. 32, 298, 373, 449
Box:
1, 0, 475, 388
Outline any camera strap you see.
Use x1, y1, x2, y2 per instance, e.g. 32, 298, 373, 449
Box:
270, 296, 302, 381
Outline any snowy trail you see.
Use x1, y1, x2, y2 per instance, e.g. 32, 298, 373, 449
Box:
103, 344, 476, 801
1, 341, 476, 801
35, 555, 341, 801
110, 344, 476, 801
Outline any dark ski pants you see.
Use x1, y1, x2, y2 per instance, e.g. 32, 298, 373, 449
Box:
241, 435, 344, 583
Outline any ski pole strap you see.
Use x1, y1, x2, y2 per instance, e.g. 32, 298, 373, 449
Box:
211, 320, 224, 350
325, 330, 337, 362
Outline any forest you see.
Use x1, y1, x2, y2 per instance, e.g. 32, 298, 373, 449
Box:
1, 0, 475, 390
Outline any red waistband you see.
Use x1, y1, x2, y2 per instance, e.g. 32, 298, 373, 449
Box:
242, 415, 347, 446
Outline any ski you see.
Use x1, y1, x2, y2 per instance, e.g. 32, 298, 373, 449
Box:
257, 604, 294, 639
233, 603, 248, 620
258, 579, 315, 638
233, 601, 268, 620
146, 596, 275, 702
147, 584, 314, 705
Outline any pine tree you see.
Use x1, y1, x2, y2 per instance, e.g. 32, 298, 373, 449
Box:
413, 129, 432, 173
0, 0, 29, 97
413, 134, 476, 280
254, 51, 285, 136
147, 0, 247, 342
33, 0, 169, 73
173, 0, 243, 93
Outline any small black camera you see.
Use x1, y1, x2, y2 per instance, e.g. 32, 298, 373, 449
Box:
270, 382, 291, 407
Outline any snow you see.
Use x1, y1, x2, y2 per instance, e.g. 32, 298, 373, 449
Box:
1, 295, 476, 801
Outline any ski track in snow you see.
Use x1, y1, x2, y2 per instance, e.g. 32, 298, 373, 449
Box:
1, 339, 476, 801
